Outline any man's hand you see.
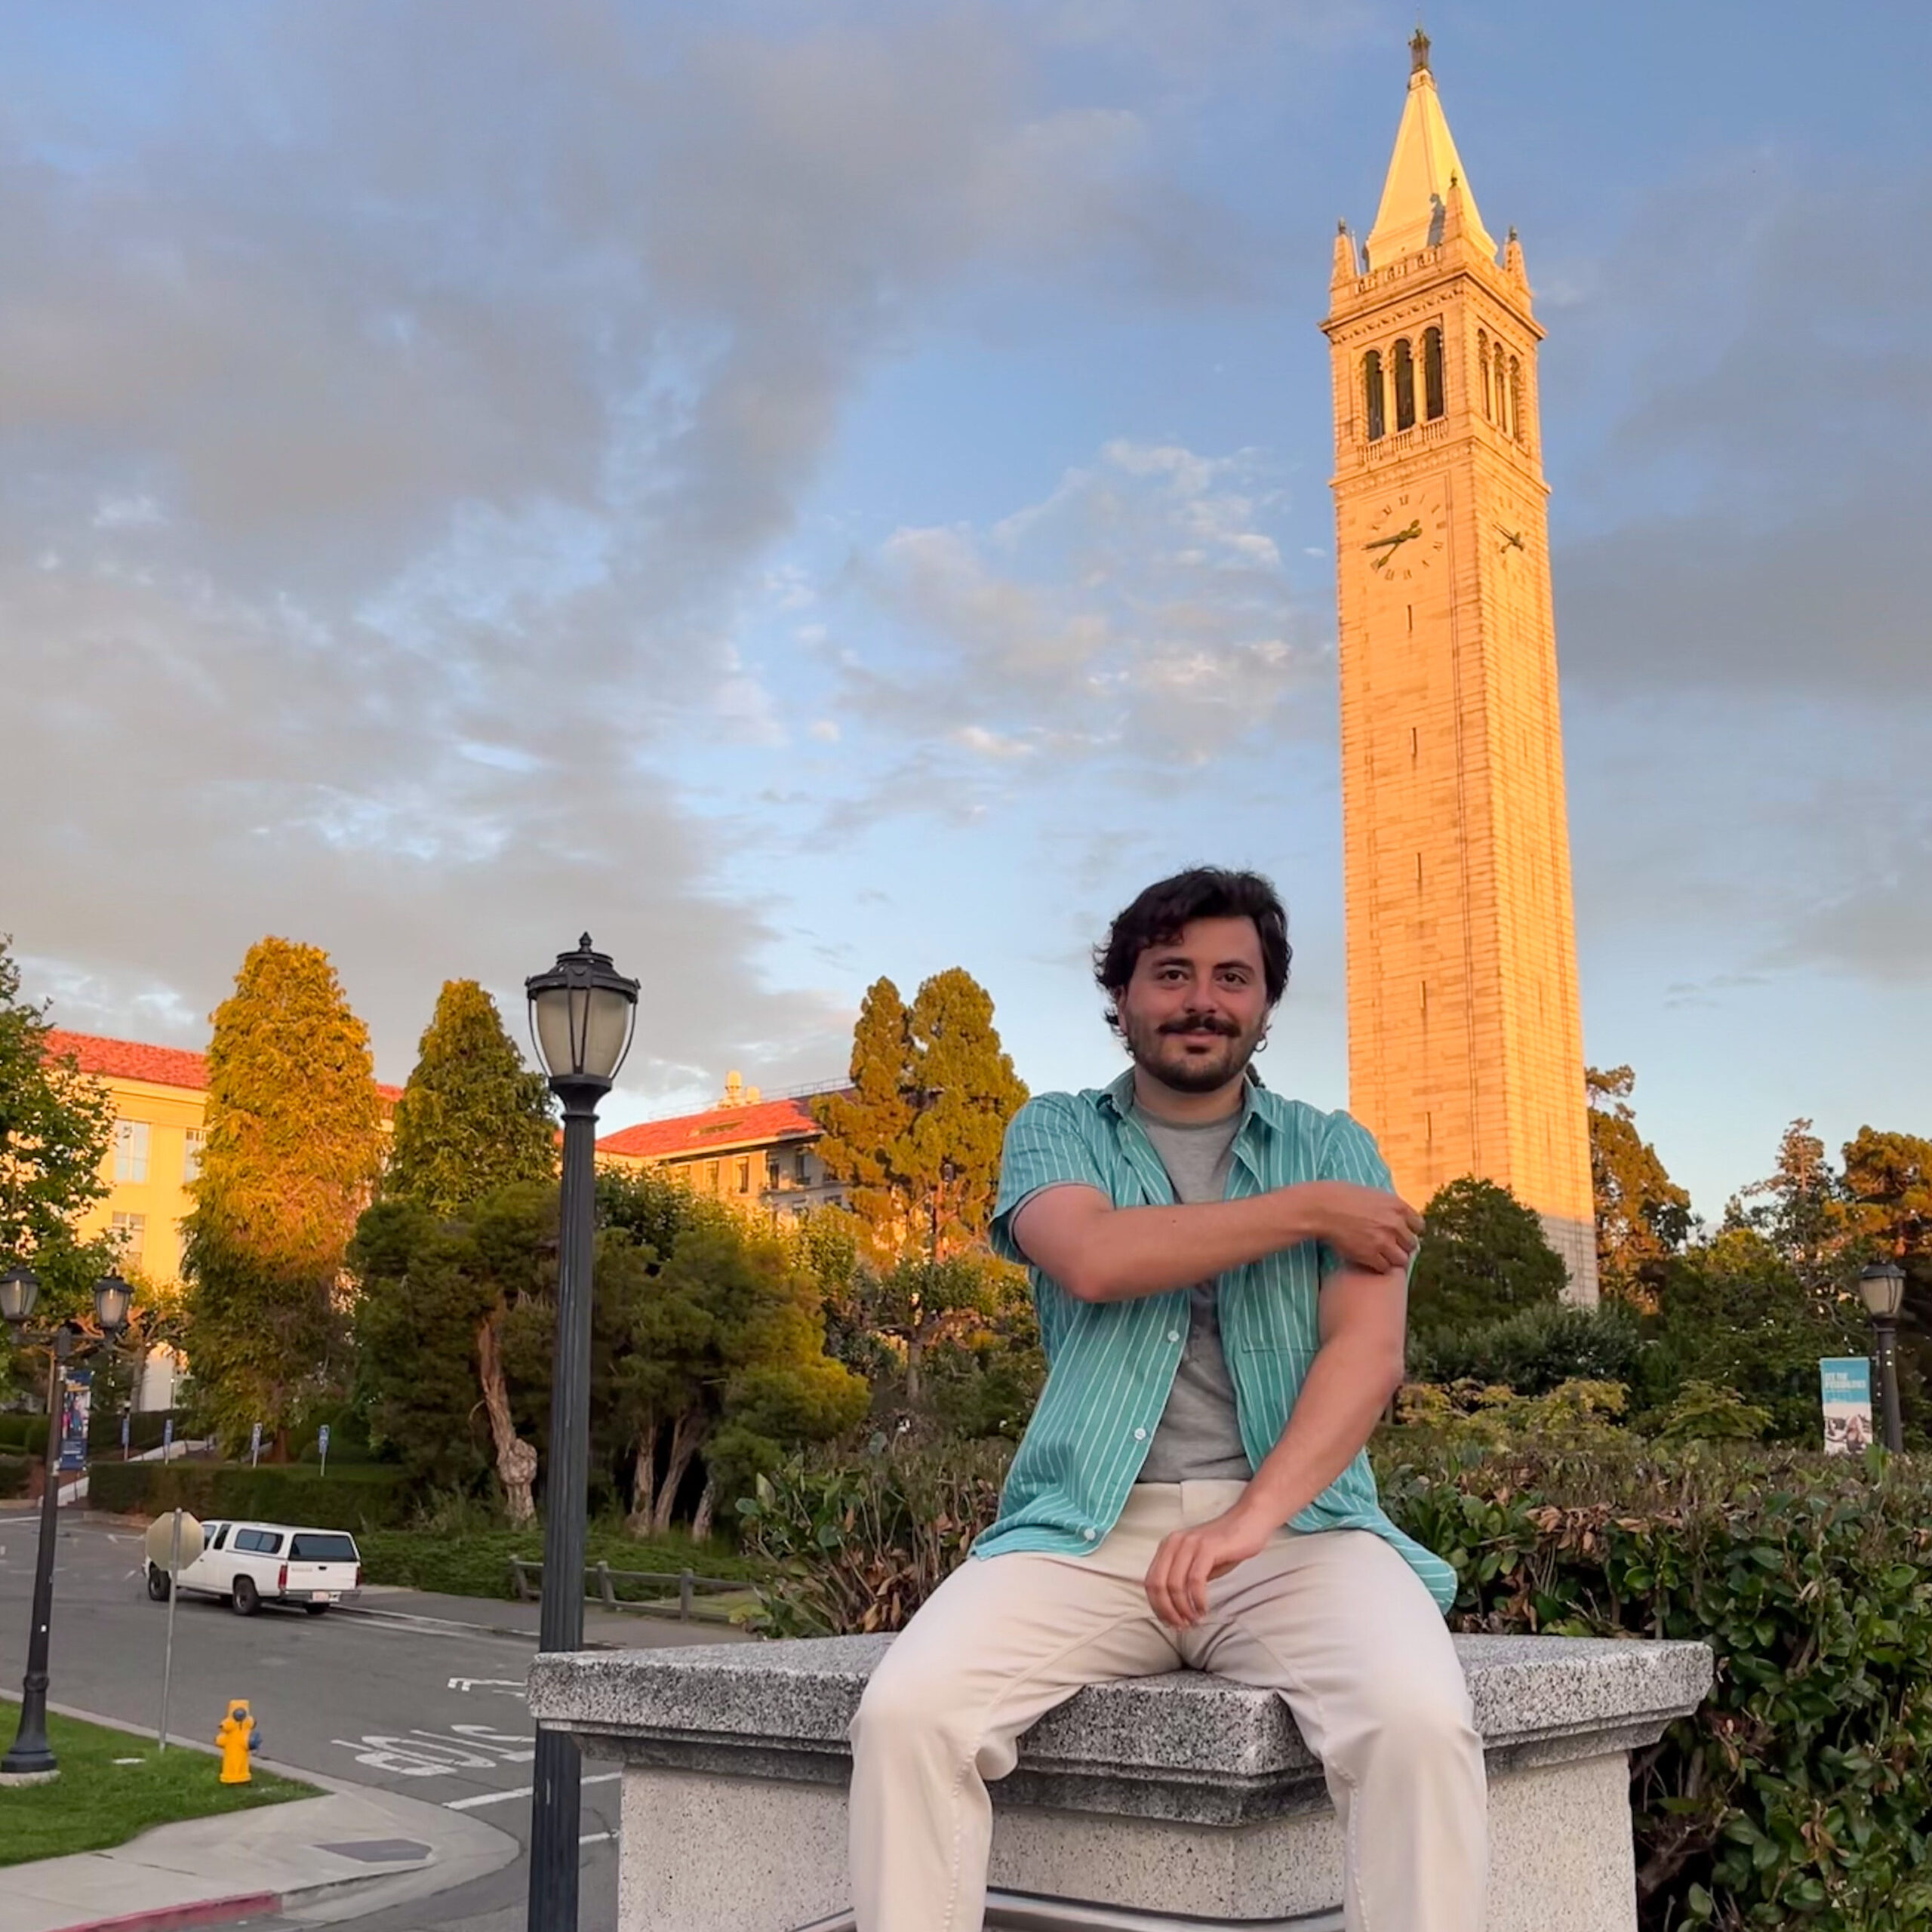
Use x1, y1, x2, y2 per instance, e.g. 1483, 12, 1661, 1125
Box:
1143, 1503, 1277, 1629
1297, 1181, 1423, 1272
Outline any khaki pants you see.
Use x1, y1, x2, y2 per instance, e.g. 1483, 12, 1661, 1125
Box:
849, 1481, 1487, 1932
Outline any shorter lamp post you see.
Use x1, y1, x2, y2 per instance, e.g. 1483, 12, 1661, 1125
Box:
523, 936, 639, 1932
2, 1267, 135, 1775
1859, 1260, 1907, 1455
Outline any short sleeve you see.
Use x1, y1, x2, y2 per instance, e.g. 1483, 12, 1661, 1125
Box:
1315, 1110, 1400, 1278
989, 1094, 1109, 1265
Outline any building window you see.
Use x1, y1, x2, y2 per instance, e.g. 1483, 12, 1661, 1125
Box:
113, 1120, 149, 1184
1508, 356, 1524, 441
1392, 338, 1416, 431
705, 1160, 721, 1193
1362, 350, 1385, 441
766, 1155, 782, 1192
110, 1211, 146, 1260
1494, 343, 1509, 433
736, 1158, 752, 1195
183, 1128, 205, 1183
1478, 329, 1491, 418
794, 1149, 809, 1184
1423, 327, 1445, 420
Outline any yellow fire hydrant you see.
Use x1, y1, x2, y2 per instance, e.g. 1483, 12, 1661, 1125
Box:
217, 1699, 257, 1784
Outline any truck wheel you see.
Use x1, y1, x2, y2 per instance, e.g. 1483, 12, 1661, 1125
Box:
146, 1565, 171, 1602
303, 1602, 329, 1617
231, 1575, 260, 1617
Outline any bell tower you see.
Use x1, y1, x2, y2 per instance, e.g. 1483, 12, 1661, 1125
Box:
1321, 29, 1597, 1300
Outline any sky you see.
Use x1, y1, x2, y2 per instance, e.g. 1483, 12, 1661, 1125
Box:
4, 0, 1927, 1223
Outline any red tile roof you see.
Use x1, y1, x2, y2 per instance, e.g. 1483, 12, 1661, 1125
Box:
598, 1091, 841, 1161
45, 1029, 405, 1104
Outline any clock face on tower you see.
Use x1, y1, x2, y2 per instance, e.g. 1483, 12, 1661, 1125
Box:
1361, 488, 1447, 589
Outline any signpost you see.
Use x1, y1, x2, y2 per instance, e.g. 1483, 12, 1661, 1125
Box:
317, 1423, 331, 1478
121, 1411, 131, 1460
162, 1416, 174, 1463
143, 1509, 205, 1752
1820, 1357, 1875, 1456
250, 1422, 263, 1469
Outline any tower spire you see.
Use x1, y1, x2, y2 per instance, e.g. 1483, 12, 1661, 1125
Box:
1365, 31, 1494, 269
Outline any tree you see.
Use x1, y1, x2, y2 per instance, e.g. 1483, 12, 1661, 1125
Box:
1586, 1066, 1693, 1309
384, 980, 556, 1217
1727, 1120, 1855, 1296
814, 968, 1027, 1266
1407, 1177, 1567, 1346
182, 937, 383, 1452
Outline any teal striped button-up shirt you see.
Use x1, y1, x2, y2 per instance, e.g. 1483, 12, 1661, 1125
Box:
977, 1068, 1455, 1611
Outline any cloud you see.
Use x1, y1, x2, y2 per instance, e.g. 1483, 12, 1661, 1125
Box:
832, 438, 1328, 789
0, 2, 1245, 1097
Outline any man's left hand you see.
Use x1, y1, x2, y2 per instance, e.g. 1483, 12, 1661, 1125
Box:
1143, 1504, 1278, 1629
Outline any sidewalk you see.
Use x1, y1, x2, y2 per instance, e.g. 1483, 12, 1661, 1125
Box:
2, 1769, 517, 1932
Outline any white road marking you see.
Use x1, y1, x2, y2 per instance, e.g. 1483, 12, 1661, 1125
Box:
446, 1677, 528, 1697
444, 1770, 620, 1811
580, 1829, 619, 1847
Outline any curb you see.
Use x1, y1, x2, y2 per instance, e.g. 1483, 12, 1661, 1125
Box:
43, 1894, 282, 1932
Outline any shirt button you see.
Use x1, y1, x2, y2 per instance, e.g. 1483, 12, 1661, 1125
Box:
1081, 1527, 1097, 1541
1134, 1428, 1146, 1441
1167, 1331, 1181, 1344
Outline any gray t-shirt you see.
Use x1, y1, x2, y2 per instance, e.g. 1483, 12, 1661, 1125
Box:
1132, 1103, 1254, 1484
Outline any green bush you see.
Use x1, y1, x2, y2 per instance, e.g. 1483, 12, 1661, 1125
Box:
739, 1434, 1932, 1929
86, 1461, 413, 1530
86, 1410, 183, 1456
0, 1413, 51, 1456
1408, 1300, 1645, 1395
354, 1521, 768, 1601
0, 1452, 30, 1498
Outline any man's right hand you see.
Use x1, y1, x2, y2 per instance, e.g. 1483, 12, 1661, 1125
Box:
1293, 1182, 1425, 1272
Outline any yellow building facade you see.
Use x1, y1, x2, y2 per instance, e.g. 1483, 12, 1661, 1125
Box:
1323, 32, 1598, 1299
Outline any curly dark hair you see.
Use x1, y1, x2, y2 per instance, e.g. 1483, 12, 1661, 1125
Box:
1093, 867, 1292, 1032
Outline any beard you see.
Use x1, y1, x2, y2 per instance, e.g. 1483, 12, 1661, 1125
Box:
1121, 1008, 1265, 1095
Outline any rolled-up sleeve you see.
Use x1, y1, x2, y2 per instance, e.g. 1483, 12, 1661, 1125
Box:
1315, 1111, 1401, 1278
989, 1094, 1109, 1265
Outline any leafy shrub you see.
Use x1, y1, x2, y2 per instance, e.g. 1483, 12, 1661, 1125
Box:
1646, 1380, 1772, 1444
741, 1433, 1932, 1929
1393, 1378, 1634, 1454
0, 1452, 29, 1498
354, 1518, 767, 1601
86, 1460, 413, 1530
0, 1413, 51, 1456
86, 1409, 183, 1456
1408, 1300, 1645, 1395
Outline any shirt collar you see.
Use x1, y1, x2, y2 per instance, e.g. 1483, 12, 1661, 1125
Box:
1100, 1063, 1272, 1131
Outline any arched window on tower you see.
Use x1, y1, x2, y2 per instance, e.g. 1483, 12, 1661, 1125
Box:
1508, 356, 1524, 442
1478, 329, 1491, 419
1362, 350, 1385, 441
1494, 342, 1509, 434
1392, 337, 1416, 431
1423, 326, 1445, 421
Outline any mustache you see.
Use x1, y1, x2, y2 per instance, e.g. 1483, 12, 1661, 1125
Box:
1158, 1014, 1241, 1038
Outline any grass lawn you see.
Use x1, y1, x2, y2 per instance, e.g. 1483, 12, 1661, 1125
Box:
0, 1709, 313, 1867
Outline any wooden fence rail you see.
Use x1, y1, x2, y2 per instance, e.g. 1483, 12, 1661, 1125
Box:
507, 1557, 746, 1622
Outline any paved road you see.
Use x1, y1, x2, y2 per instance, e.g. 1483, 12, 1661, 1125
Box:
0, 1509, 743, 1932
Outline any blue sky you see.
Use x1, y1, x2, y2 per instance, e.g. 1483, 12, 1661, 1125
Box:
5, 1, 1926, 1223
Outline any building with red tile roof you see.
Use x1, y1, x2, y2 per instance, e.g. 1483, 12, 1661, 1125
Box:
598, 1072, 848, 1220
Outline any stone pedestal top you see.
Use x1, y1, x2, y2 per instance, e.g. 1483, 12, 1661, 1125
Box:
528, 1630, 1712, 1828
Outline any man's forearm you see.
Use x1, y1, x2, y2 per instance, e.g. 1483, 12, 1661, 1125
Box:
1232, 1328, 1402, 1530
1048, 1189, 1325, 1303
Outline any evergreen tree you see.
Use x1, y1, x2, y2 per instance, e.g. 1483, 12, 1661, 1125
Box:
182, 937, 383, 1451
0, 937, 120, 1324
385, 980, 555, 1216
814, 968, 1027, 1267
1586, 1065, 1693, 1309
1407, 1176, 1567, 1346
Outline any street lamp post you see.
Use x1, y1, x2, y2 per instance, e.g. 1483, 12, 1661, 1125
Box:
1859, 1260, 1907, 1455
2, 1269, 134, 1777
523, 936, 638, 1932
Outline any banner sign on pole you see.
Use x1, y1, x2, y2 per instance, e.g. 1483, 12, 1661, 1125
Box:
1820, 1357, 1875, 1455
58, 1367, 93, 1472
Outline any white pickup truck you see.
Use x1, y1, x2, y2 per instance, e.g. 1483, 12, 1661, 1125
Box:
149, 1518, 364, 1617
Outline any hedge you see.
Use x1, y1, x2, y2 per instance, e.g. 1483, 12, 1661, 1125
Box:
87, 1461, 414, 1531
355, 1524, 769, 1600
87, 1409, 183, 1456
0, 1414, 51, 1457
0, 1452, 30, 1499
738, 1429, 1932, 1931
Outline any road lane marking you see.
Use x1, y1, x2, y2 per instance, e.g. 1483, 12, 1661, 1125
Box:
580, 1829, 619, 1846
444, 1770, 621, 1810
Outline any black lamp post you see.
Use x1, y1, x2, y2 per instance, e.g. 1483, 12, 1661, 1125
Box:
2, 1269, 134, 1777
1859, 1260, 1907, 1455
523, 936, 638, 1932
